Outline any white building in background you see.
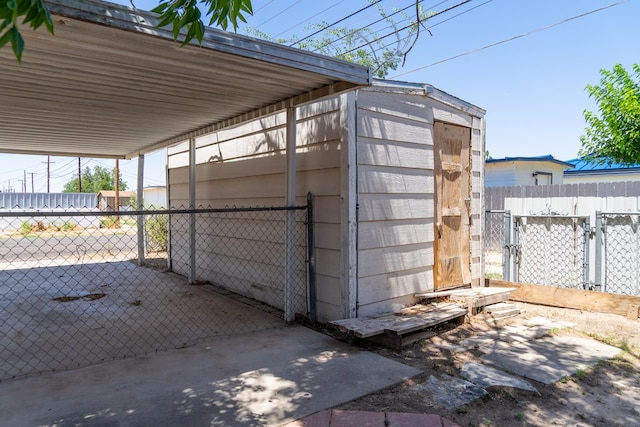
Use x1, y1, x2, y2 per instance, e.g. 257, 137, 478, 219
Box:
485, 155, 574, 187
143, 186, 167, 208
564, 157, 640, 184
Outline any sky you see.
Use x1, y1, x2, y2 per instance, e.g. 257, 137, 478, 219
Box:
1, 0, 638, 193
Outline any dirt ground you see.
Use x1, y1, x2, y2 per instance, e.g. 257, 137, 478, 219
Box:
333, 302, 640, 427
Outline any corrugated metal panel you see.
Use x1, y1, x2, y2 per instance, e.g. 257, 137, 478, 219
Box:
0, 0, 370, 159
0, 193, 98, 209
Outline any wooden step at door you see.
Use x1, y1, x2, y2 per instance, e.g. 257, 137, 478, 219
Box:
329, 303, 468, 350
416, 287, 516, 315
485, 302, 521, 320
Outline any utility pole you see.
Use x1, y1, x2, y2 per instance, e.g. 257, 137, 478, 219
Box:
23, 170, 27, 192
28, 172, 36, 192
42, 156, 54, 193
77, 158, 82, 192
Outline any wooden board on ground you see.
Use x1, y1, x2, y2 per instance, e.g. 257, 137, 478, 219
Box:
488, 279, 640, 319
329, 303, 467, 338
416, 286, 515, 314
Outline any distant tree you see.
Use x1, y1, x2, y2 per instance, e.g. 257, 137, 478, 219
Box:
485, 150, 493, 160
62, 165, 127, 193
579, 63, 640, 165
2, 0, 252, 62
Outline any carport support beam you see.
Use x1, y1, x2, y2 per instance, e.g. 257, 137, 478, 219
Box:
285, 107, 296, 323
137, 154, 145, 265
189, 137, 197, 284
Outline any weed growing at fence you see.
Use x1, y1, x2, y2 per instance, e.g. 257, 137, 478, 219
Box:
100, 217, 121, 229
146, 214, 168, 252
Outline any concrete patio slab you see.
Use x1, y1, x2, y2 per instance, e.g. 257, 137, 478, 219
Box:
479, 335, 621, 385
0, 325, 420, 427
461, 362, 538, 393
417, 375, 487, 409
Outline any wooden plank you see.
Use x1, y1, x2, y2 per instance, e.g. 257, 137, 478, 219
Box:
489, 279, 640, 318
385, 304, 467, 335
433, 122, 472, 290
329, 303, 466, 338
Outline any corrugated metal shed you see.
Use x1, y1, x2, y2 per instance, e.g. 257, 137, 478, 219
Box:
0, 0, 370, 159
0, 192, 97, 209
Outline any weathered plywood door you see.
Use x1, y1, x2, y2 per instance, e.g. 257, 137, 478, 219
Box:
433, 122, 471, 290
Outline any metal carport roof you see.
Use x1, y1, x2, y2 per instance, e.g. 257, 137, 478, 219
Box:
0, 0, 370, 159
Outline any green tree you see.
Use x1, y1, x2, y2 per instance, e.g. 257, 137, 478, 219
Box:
2, 0, 252, 62
246, 3, 432, 79
579, 63, 640, 165
63, 165, 128, 193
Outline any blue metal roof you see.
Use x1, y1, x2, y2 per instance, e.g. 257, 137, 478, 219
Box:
564, 157, 640, 174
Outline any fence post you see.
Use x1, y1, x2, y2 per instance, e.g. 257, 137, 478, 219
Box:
188, 136, 197, 284
306, 192, 316, 324
284, 107, 297, 323
594, 211, 602, 291
582, 217, 590, 290
503, 210, 511, 281
512, 216, 519, 282
137, 154, 145, 266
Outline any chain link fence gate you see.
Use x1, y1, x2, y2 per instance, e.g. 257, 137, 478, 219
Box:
484, 210, 511, 280
513, 215, 590, 289
0, 201, 311, 381
598, 212, 640, 296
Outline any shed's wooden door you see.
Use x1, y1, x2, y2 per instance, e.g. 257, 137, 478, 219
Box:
433, 122, 471, 290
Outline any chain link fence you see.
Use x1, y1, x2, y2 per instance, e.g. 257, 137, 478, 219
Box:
0, 202, 310, 381
514, 215, 589, 289
601, 212, 640, 296
485, 210, 640, 297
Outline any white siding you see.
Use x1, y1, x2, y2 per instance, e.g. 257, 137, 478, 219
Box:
355, 88, 484, 317
355, 90, 435, 317
166, 85, 485, 322
167, 98, 343, 320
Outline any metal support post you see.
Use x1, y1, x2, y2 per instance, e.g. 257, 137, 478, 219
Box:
512, 216, 519, 282
284, 107, 297, 322
503, 210, 511, 281
188, 137, 197, 284
306, 192, 316, 324
582, 218, 590, 289
137, 154, 145, 265
594, 211, 603, 291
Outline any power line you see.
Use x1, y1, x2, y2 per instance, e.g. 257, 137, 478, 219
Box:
291, 0, 384, 47
339, 0, 473, 56
309, 0, 440, 54
272, 0, 346, 38
358, 0, 493, 73
391, 0, 628, 78
425, 0, 493, 31
253, 0, 304, 30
